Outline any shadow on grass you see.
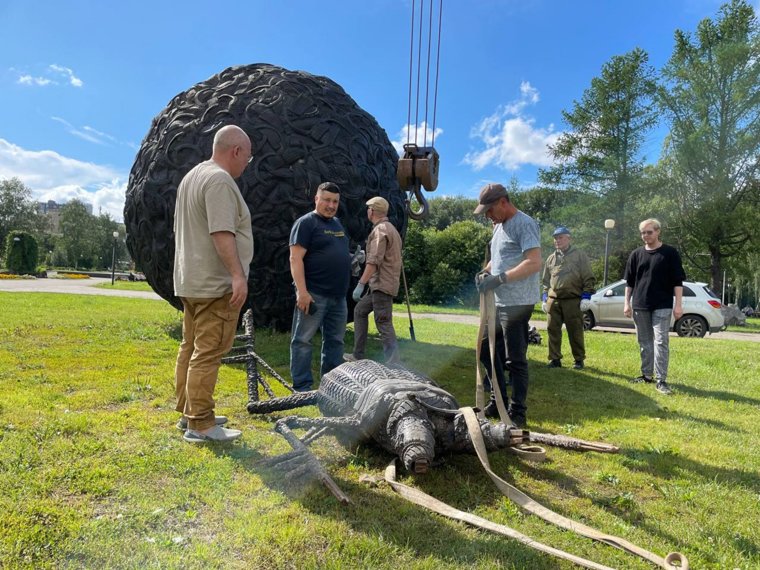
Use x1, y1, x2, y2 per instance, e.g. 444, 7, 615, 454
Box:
670, 383, 760, 407
227, 426, 633, 569
164, 320, 183, 342
229, 332, 750, 567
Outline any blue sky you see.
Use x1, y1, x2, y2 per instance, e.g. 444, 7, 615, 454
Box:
1, 0, 754, 222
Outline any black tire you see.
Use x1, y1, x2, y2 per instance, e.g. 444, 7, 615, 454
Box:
675, 315, 708, 338
583, 311, 595, 331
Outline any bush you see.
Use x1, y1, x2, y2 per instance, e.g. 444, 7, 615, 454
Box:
4, 231, 38, 274
405, 221, 491, 305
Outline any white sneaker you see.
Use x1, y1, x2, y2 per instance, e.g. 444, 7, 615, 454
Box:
343, 353, 358, 362
176, 415, 228, 431
183, 425, 242, 443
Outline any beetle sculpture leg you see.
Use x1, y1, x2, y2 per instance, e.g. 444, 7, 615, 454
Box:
247, 390, 319, 414
261, 415, 363, 503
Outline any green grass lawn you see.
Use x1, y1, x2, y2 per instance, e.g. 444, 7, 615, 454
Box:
726, 317, 760, 334
94, 281, 156, 292
2, 292, 759, 568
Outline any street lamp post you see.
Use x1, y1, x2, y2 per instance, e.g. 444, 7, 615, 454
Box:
111, 231, 119, 285
603, 219, 615, 287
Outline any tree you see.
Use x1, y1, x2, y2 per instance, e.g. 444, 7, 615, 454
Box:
419, 196, 484, 231
657, 0, 760, 292
0, 177, 47, 254
60, 200, 99, 269
539, 48, 658, 242
94, 214, 128, 270
405, 221, 491, 305
4, 231, 38, 274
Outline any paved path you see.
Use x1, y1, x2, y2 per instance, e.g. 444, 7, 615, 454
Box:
0, 276, 163, 300
407, 312, 760, 343
2, 277, 756, 342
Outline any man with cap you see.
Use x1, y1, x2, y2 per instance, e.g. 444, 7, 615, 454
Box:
542, 226, 595, 370
289, 182, 351, 392
473, 183, 541, 427
344, 196, 403, 364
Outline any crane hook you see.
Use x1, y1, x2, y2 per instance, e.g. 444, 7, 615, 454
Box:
397, 143, 440, 221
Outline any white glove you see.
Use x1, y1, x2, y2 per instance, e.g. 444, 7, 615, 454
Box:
350, 246, 366, 277
580, 299, 591, 312
352, 282, 366, 302
541, 302, 548, 313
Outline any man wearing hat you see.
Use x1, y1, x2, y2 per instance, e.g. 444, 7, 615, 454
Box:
473, 183, 541, 427
542, 226, 595, 369
344, 196, 403, 364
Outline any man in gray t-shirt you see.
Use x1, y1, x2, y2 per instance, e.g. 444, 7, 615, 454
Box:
474, 183, 541, 427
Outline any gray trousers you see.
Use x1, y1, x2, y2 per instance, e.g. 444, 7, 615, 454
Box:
633, 308, 671, 382
352, 290, 399, 363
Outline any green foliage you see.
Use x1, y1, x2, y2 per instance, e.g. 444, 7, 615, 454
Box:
4, 231, 38, 274
0, 177, 47, 254
60, 200, 99, 269
417, 196, 484, 230
50, 245, 68, 268
512, 185, 584, 226
404, 220, 490, 305
539, 48, 658, 246
657, 0, 760, 292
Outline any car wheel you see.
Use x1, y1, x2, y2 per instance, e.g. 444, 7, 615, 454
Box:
675, 315, 707, 338
583, 310, 595, 331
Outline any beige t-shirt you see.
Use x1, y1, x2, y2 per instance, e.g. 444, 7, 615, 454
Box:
173, 160, 253, 298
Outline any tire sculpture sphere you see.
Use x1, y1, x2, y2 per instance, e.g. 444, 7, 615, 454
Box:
124, 63, 405, 330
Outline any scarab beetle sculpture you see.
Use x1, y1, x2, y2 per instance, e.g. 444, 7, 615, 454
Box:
247, 359, 688, 569
248, 359, 614, 475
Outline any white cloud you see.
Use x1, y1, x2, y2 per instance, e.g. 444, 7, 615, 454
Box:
390, 121, 443, 155
463, 81, 560, 171
51, 116, 117, 146
0, 139, 126, 221
17, 74, 54, 86
49, 64, 83, 87
12, 64, 83, 88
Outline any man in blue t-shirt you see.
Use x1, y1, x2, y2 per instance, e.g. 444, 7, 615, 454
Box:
473, 183, 541, 427
289, 182, 351, 391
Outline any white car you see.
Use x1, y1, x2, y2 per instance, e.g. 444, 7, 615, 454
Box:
583, 279, 725, 337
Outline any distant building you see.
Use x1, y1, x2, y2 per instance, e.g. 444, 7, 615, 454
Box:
37, 199, 93, 234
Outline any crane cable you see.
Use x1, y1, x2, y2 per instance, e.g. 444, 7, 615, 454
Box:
406, 0, 443, 149
400, 0, 443, 223
400, 0, 444, 340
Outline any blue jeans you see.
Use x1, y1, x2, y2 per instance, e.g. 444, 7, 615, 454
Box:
290, 292, 347, 391
633, 308, 671, 382
497, 304, 534, 420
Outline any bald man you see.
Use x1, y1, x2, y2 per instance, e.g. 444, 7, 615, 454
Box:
173, 125, 254, 443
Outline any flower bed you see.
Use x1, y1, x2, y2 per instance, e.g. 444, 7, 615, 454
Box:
50, 273, 90, 280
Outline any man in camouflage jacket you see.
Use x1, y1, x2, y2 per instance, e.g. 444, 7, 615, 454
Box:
541, 226, 595, 370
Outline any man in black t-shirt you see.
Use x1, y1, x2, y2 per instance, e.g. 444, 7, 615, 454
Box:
289, 182, 351, 391
623, 218, 685, 395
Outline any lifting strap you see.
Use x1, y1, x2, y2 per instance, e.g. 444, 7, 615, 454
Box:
461, 407, 688, 569
469, 291, 688, 568
385, 459, 617, 570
